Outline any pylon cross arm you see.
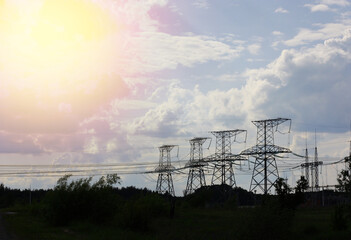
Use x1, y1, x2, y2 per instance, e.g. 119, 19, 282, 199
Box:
241, 145, 291, 155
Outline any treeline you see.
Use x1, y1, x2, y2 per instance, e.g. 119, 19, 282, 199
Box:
0, 174, 174, 231
0, 174, 302, 233
1, 173, 351, 239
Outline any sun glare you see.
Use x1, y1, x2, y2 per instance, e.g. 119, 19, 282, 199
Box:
0, 0, 128, 132
0, 0, 119, 92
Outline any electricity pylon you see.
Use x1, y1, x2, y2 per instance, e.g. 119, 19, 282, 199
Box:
300, 148, 323, 192
207, 129, 247, 187
304, 146, 309, 187
301, 132, 323, 192
313, 134, 323, 191
241, 118, 292, 194
300, 139, 310, 188
184, 137, 209, 195
155, 145, 176, 196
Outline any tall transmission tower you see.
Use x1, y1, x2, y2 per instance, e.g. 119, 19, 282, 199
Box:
241, 118, 292, 194
300, 134, 311, 188
300, 152, 322, 192
300, 133, 323, 192
155, 145, 177, 196
313, 133, 322, 191
301, 146, 310, 188
184, 137, 209, 195
207, 129, 247, 187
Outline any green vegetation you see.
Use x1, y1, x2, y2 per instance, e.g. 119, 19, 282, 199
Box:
1, 175, 351, 239
337, 157, 351, 193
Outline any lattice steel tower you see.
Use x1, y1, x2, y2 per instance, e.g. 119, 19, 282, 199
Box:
184, 137, 209, 195
312, 135, 323, 191
241, 118, 292, 194
305, 147, 310, 187
209, 130, 247, 187
155, 145, 176, 196
300, 142, 310, 189
300, 149, 322, 192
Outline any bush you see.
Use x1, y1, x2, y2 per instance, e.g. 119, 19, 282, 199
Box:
42, 174, 121, 226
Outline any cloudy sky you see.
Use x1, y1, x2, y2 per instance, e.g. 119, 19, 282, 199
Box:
0, 0, 351, 194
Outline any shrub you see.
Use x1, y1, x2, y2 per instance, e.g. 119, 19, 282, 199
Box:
43, 174, 121, 226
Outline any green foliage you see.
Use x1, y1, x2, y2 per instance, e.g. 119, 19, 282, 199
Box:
184, 185, 250, 209
43, 174, 121, 226
337, 158, 351, 193
274, 177, 297, 209
295, 176, 308, 193
274, 177, 292, 196
293, 176, 308, 206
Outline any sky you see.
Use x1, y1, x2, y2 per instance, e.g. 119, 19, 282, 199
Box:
0, 0, 351, 195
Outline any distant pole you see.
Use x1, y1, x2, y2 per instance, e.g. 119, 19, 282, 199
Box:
314, 130, 319, 191
304, 135, 309, 188
305, 145, 309, 188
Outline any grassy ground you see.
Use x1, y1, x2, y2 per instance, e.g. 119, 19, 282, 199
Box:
2, 205, 351, 240
292, 207, 351, 240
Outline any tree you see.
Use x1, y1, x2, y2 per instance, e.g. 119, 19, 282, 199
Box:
274, 177, 291, 196
295, 176, 308, 193
337, 158, 351, 193
274, 177, 293, 208
44, 174, 121, 225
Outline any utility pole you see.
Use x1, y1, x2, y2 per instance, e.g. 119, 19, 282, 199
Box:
184, 137, 209, 195
207, 130, 247, 187
300, 145, 310, 189
241, 118, 292, 195
313, 132, 322, 191
305, 145, 309, 187
155, 145, 176, 196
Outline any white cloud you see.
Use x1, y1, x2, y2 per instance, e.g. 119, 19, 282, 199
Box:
193, 0, 209, 9
112, 99, 157, 111
305, 4, 331, 12
216, 73, 243, 82
275, 7, 288, 13
304, 0, 350, 12
244, 29, 351, 130
129, 30, 351, 143
248, 43, 261, 55
320, 0, 349, 6
126, 32, 243, 74
272, 31, 284, 36
283, 21, 351, 46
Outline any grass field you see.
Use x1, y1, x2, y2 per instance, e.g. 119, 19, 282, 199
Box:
3, 204, 351, 240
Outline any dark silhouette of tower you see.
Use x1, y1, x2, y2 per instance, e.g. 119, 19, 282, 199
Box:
300, 132, 322, 192
184, 137, 209, 195
305, 146, 309, 187
313, 133, 322, 191
241, 118, 292, 194
155, 145, 176, 196
208, 129, 247, 187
